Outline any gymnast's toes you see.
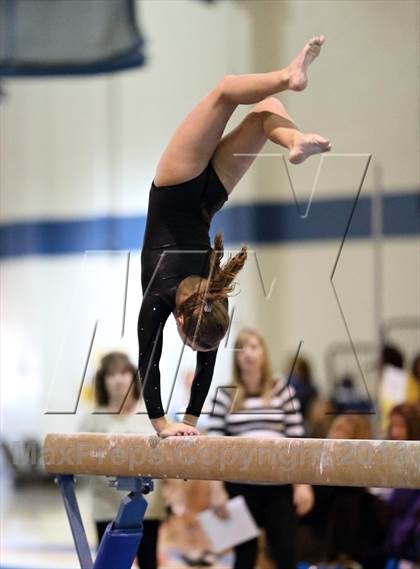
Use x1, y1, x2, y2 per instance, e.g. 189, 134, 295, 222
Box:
288, 133, 332, 164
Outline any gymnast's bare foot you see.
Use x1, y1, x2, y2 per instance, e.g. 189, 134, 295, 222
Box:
288, 132, 332, 164
286, 35, 325, 91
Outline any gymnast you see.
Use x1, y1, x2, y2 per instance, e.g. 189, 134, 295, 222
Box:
138, 35, 331, 438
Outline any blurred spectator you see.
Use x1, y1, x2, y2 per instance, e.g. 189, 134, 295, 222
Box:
288, 356, 318, 421
79, 352, 167, 569
381, 403, 420, 566
306, 397, 336, 438
406, 353, 420, 405
207, 328, 310, 569
328, 413, 373, 440
296, 414, 387, 568
164, 477, 216, 567
1, 437, 51, 487
331, 375, 371, 414
332, 375, 358, 408
378, 344, 410, 432
166, 368, 218, 566
388, 402, 420, 441
382, 345, 405, 369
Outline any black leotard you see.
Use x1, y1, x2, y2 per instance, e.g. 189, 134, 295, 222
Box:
138, 160, 229, 420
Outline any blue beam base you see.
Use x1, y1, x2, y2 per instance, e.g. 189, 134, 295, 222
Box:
93, 522, 144, 569
56, 474, 152, 569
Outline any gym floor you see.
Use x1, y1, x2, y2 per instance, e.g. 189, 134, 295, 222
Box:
0, 480, 233, 569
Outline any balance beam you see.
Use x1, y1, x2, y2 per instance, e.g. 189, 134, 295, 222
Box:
43, 433, 420, 489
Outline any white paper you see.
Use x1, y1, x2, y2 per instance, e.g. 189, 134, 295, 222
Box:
197, 495, 259, 553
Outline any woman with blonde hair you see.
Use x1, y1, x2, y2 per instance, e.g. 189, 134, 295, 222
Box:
207, 328, 310, 569
138, 36, 331, 438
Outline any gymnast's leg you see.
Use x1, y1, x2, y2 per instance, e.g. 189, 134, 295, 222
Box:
211, 94, 331, 194
153, 36, 326, 188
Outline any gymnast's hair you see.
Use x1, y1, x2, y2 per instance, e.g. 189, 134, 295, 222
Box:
94, 351, 140, 406
177, 232, 248, 350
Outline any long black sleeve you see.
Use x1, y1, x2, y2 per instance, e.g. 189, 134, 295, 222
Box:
185, 348, 219, 417
137, 293, 172, 419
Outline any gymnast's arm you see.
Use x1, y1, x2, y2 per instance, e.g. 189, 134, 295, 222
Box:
137, 293, 172, 430
182, 348, 219, 426
138, 293, 200, 436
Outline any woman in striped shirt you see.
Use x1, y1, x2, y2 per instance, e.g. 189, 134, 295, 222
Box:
207, 328, 313, 569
